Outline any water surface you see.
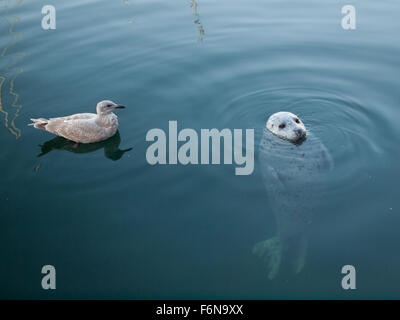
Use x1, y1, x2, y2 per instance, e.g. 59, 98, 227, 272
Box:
0, 0, 399, 299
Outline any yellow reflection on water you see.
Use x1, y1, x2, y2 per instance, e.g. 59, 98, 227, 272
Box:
189, 0, 205, 42
0, 0, 24, 139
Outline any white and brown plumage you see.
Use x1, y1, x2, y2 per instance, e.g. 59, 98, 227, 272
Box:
29, 100, 126, 144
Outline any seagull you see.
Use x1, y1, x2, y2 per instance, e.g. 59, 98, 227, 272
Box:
29, 100, 126, 144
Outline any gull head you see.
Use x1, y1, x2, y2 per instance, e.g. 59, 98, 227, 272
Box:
96, 100, 126, 115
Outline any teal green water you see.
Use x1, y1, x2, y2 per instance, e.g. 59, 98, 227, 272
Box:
0, 0, 399, 299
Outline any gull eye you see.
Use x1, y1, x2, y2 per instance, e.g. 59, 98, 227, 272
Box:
295, 118, 300, 124
279, 123, 286, 129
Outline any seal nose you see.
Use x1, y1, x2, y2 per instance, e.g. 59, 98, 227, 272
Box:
295, 128, 305, 138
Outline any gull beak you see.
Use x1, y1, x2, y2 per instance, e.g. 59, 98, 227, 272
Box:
114, 105, 126, 109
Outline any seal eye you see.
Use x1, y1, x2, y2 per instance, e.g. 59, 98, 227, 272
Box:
295, 119, 300, 124
279, 124, 286, 129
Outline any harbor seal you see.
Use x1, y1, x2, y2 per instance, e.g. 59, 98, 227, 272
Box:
253, 111, 333, 279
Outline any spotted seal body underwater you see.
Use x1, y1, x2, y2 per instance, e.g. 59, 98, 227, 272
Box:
254, 112, 333, 279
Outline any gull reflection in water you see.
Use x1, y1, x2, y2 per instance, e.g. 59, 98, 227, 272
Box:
37, 131, 132, 161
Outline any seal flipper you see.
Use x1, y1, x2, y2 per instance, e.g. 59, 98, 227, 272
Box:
287, 235, 308, 275
252, 237, 282, 279
265, 165, 286, 190
253, 235, 308, 278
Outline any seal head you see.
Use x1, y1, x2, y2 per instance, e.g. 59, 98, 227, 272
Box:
266, 111, 307, 142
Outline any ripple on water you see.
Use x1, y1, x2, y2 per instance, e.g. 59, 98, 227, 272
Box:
219, 87, 393, 197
